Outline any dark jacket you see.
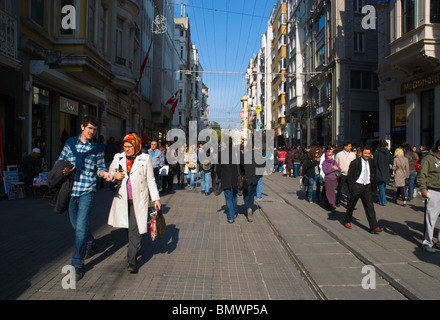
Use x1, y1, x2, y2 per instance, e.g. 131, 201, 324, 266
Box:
48, 160, 74, 214
302, 155, 320, 177
216, 148, 239, 190
373, 147, 393, 184
347, 157, 377, 193
241, 151, 263, 186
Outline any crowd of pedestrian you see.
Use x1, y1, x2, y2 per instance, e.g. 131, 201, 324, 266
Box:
42, 113, 440, 283
273, 140, 440, 253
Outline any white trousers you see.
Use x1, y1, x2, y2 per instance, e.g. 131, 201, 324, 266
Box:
423, 190, 440, 248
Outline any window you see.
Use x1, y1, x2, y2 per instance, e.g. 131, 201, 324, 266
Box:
279, 34, 287, 47
116, 17, 124, 59
279, 82, 287, 95
179, 111, 183, 125
87, 0, 96, 43
279, 58, 286, 71
98, 4, 106, 53
350, 71, 378, 90
317, 45, 325, 66
354, 32, 365, 53
353, 0, 363, 13
318, 14, 325, 31
402, 0, 415, 34
279, 13, 286, 27
431, 0, 440, 23
31, 0, 45, 27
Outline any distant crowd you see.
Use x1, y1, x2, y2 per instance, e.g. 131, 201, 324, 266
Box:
271, 140, 440, 253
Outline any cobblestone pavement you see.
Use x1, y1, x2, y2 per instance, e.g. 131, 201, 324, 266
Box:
0, 172, 439, 300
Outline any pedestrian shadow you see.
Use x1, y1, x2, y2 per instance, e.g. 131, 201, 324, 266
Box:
378, 219, 423, 247
86, 229, 128, 272
137, 224, 180, 269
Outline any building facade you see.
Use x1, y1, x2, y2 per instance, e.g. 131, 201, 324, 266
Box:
304, 0, 379, 147
377, 0, 440, 150
0, 0, 177, 173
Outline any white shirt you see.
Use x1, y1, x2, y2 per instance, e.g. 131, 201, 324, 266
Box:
335, 150, 356, 175
356, 158, 371, 185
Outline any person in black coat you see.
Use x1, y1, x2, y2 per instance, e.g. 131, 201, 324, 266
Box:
301, 147, 322, 203
216, 139, 239, 223
344, 146, 383, 234
373, 140, 393, 206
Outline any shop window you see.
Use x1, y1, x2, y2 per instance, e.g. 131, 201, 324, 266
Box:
32, 87, 52, 167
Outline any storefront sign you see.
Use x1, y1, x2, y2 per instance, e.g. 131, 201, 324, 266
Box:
60, 96, 79, 115
401, 72, 440, 94
392, 103, 407, 133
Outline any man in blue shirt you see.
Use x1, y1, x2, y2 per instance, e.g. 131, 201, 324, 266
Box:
58, 115, 112, 281
148, 141, 165, 188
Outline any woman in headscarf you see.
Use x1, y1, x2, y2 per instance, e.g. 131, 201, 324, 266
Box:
108, 133, 161, 273
322, 150, 341, 213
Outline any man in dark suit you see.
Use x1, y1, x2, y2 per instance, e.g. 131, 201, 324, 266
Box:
344, 145, 383, 234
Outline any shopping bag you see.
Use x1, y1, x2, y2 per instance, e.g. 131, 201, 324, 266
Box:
150, 210, 157, 241
150, 209, 166, 240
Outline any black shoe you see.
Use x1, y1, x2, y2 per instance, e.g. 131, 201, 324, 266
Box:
75, 267, 84, 281
85, 244, 97, 259
331, 207, 336, 213
128, 264, 138, 274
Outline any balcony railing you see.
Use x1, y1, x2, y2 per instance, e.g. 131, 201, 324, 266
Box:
0, 10, 18, 60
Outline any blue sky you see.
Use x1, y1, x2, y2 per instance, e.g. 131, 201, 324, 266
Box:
174, 0, 275, 129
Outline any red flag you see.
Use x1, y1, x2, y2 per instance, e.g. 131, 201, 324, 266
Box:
170, 100, 178, 115
139, 39, 153, 81
166, 91, 179, 115
166, 91, 178, 105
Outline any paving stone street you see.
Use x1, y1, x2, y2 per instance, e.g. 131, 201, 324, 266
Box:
1, 172, 440, 301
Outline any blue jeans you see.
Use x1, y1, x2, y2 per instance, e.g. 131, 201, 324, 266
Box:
294, 163, 300, 178
407, 170, 417, 200
377, 182, 387, 205
256, 176, 263, 199
69, 191, 96, 268
278, 161, 284, 172
186, 171, 196, 188
200, 170, 211, 193
307, 174, 321, 202
244, 184, 257, 209
223, 187, 238, 222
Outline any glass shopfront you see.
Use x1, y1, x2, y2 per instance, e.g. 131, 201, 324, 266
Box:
32, 87, 51, 170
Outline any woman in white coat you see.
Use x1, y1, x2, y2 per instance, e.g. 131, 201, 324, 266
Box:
108, 133, 161, 273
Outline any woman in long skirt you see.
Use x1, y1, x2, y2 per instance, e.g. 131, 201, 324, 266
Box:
322, 150, 341, 213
